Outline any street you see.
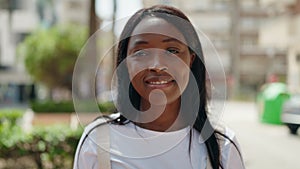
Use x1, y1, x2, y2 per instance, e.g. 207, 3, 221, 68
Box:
222, 101, 299, 169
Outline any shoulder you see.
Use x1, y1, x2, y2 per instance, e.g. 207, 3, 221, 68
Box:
216, 126, 245, 169
73, 113, 120, 169
81, 113, 121, 135
216, 126, 236, 146
77, 113, 122, 148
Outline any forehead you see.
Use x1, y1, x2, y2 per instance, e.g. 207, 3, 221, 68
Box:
130, 17, 187, 44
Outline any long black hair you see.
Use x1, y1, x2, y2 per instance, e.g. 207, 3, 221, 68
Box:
115, 5, 222, 169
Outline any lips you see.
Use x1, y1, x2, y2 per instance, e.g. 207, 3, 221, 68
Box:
144, 76, 175, 88
148, 80, 170, 85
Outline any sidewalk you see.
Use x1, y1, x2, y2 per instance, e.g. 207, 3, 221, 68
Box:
222, 101, 299, 169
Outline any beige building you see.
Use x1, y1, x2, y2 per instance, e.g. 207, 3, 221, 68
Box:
259, 0, 300, 93
55, 0, 89, 25
0, 0, 38, 84
0, 0, 89, 104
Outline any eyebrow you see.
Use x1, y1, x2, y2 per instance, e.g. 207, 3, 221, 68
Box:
132, 40, 148, 46
132, 37, 184, 47
161, 37, 184, 44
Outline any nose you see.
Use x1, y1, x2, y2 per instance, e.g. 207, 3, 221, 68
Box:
148, 50, 168, 72
148, 66, 168, 72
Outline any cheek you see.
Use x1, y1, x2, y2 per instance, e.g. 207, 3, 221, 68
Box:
130, 72, 148, 99
178, 55, 192, 89
126, 59, 146, 81
177, 68, 190, 91
130, 72, 144, 85
167, 59, 191, 92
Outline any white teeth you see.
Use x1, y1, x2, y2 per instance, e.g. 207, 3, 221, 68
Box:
149, 81, 169, 85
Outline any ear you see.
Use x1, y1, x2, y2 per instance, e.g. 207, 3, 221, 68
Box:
190, 53, 196, 67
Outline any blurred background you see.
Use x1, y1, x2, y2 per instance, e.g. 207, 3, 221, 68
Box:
0, 0, 299, 168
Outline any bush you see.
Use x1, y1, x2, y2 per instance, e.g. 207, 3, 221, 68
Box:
0, 109, 24, 149
0, 109, 84, 168
30, 100, 74, 113
28, 125, 83, 169
30, 100, 116, 113
0, 109, 23, 126
0, 124, 83, 169
97, 101, 116, 113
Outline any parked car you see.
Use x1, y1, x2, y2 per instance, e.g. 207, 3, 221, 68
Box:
281, 94, 300, 134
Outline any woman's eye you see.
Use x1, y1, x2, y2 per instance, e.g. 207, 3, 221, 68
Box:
133, 50, 148, 57
166, 48, 179, 54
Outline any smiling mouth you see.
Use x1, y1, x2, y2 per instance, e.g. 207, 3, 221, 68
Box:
145, 76, 175, 88
148, 80, 171, 85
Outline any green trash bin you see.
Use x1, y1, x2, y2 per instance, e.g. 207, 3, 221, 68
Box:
257, 82, 290, 124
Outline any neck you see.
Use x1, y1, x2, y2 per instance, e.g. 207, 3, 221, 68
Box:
135, 98, 182, 132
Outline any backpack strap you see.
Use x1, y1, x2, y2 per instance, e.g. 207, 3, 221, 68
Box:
95, 118, 111, 169
74, 113, 120, 169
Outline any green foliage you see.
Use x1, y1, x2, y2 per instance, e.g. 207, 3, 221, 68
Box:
30, 100, 74, 113
0, 109, 23, 126
28, 125, 83, 168
18, 24, 87, 90
0, 109, 26, 149
0, 109, 84, 168
98, 101, 116, 113
30, 100, 116, 113
0, 125, 83, 168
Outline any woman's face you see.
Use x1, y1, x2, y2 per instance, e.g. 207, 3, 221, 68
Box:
126, 17, 195, 105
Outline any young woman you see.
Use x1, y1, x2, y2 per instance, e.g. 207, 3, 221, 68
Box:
74, 5, 245, 169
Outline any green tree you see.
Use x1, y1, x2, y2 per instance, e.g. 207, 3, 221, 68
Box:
18, 25, 87, 93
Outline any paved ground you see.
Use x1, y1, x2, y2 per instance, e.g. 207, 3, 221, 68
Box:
222, 101, 299, 169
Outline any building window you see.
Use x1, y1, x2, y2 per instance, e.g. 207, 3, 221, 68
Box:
159, 0, 172, 5
241, 38, 257, 49
212, 0, 230, 10
0, 0, 23, 10
241, 0, 258, 9
297, 54, 300, 63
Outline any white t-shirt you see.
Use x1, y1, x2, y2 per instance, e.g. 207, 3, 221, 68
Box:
74, 119, 245, 169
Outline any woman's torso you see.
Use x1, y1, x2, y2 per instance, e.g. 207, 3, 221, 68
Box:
75, 119, 244, 169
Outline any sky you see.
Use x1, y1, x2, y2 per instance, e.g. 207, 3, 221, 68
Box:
96, 0, 143, 36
